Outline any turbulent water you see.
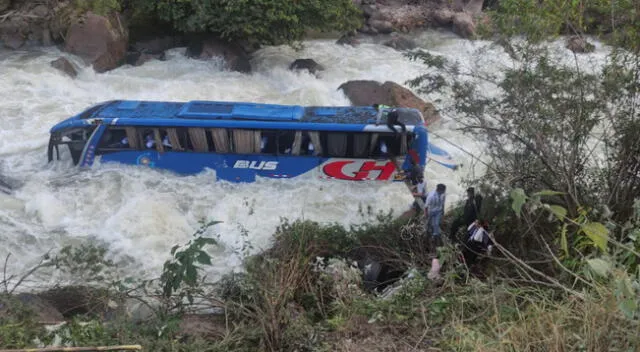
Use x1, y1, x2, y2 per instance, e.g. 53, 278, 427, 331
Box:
0, 30, 610, 287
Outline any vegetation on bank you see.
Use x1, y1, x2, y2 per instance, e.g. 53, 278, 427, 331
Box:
72, 0, 362, 46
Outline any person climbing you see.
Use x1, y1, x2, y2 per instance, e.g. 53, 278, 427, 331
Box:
425, 183, 446, 243
449, 187, 483, 243
373, 104, 406, 135
460, 219, 494, 267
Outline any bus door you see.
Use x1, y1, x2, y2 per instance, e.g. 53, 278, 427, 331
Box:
77, 124, 107, 168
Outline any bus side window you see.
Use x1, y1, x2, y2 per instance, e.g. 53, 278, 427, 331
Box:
326, 133, 348, 157
210, 128, 231, 153
96, 127, 137, 154
352, 133, 370, 158
188, 128, 209, 152
276, 131, 296, 155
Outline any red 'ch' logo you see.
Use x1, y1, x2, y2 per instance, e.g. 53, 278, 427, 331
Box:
322, 160, 396, 181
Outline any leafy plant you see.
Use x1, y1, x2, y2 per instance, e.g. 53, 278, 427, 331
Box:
160, 220, 220, 305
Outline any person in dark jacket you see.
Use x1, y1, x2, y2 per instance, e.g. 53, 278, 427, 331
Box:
461, 219, 494, 267
449, 187, 482, 243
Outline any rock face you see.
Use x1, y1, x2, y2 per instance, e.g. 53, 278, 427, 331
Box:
50, 57, 78, 78
338, 80, 442, 125
64, 12, 129, 73
566, 36, 595, 54
185, 37, 251, 73
289, 58, 325, 75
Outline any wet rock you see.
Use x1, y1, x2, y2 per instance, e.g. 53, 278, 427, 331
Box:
50, 57, 78, 78
289, 58, 325, 75
338, 80, 442, 125
383, 35, 417, 51
185, 37, 251, 73
566, 36, 595, 54
336, 33, 361, 47
126, 51, 166, 66
0, 293, 65, 324
452, 12, 476, 38
64, 12, 129, 73
368, 19, 394, 34
131, 35, 186, 55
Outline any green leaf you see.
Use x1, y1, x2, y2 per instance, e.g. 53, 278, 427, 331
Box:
532, 190, 564, 197
548, 205, 567, 220
581, 222, 609, 252
587, 258, 612, 277
510, 188, 527, 217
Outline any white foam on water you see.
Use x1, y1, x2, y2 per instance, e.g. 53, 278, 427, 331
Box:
0, 31, 610, 287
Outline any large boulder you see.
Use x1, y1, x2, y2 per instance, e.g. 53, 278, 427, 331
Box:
289, 58, 325, 75
338, 80, 442, 125
64, 12, 129, 73
50, 57, 78, 78
185, 37, 251, 73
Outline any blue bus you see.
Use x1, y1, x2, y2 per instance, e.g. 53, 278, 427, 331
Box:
48, 100, 434, 183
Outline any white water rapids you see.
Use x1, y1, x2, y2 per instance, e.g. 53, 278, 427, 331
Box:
0, 30, 610, 288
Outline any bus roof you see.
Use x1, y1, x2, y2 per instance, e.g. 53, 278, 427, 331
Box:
75, 100, 425, 125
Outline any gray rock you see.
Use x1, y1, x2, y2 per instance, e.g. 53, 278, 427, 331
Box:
50, 57, 77, 78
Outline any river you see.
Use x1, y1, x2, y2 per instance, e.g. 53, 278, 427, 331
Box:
0, 30, 609, 288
